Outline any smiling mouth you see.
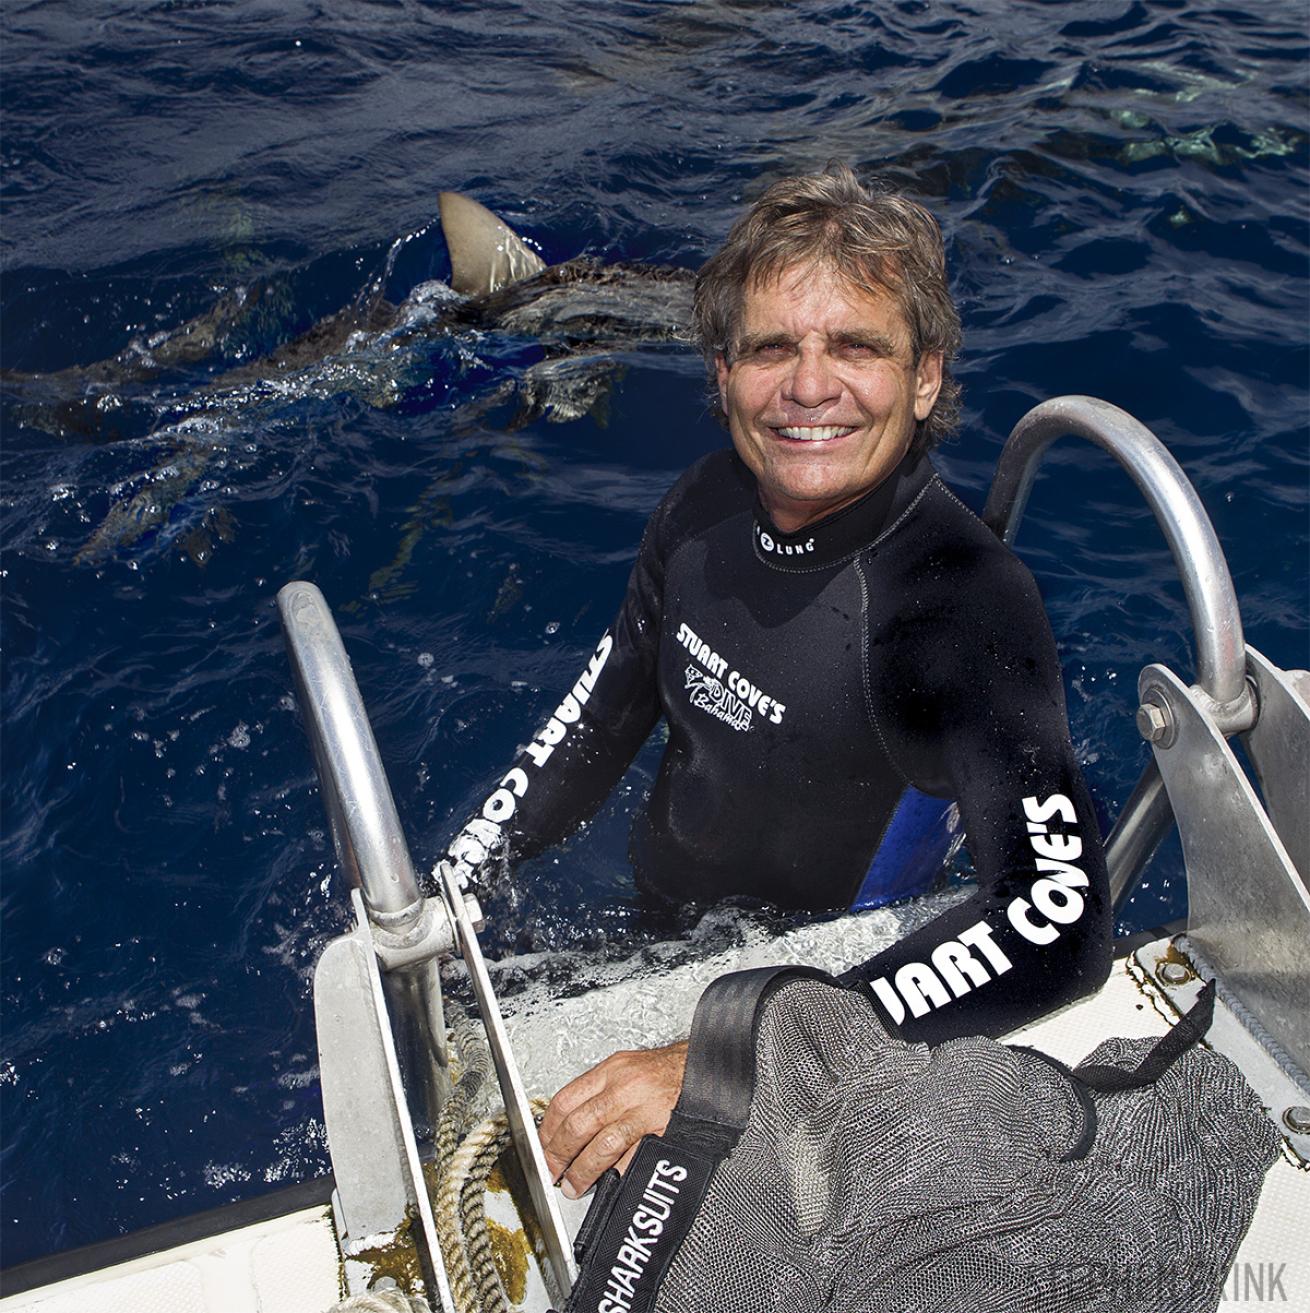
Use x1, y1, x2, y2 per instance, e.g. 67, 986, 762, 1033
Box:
773, 425, 858, 442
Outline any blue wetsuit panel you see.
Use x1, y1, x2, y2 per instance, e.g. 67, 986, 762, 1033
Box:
851, 786, 956, 911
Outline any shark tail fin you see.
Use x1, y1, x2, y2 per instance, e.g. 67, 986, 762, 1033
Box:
438, 192, 547, 297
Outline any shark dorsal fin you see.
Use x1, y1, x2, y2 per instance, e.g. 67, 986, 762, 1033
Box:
438, 192, 547, 297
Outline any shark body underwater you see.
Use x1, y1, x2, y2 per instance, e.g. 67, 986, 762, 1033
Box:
4, 193, 696, 563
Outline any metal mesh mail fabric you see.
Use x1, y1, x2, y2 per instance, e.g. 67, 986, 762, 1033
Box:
656, 979, 1279, 1313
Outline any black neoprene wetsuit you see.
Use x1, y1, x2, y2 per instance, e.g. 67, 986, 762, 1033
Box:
448, 447, 1112, 1045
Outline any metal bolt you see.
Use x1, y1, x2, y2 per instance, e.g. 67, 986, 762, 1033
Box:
1137, 700, 1171, 744
464, 893, 485, 933
1284, 1106, 1310, 1136
1158, 961, 1193, 987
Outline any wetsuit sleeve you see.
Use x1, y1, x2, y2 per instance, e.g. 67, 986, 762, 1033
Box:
444, 503, 668, 886
840, 547, 1112, 1044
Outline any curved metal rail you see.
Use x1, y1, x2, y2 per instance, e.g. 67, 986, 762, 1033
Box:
982, 396, 1253, 914
278, 580, 423, 918
984, 396, 1249, 712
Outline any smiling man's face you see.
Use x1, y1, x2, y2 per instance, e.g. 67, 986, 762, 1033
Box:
716, 263, 943, 534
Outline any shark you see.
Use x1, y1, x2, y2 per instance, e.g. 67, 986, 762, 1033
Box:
4, 193, 697, 562
206, 193, 695, 421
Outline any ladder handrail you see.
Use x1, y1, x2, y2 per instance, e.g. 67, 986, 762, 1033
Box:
278, 580, 451, 1146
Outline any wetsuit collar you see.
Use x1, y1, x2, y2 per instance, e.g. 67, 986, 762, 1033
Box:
749, 451, 934, 571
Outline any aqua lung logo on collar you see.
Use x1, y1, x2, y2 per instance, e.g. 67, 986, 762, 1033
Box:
755, 522, 815, 558
595, 1159, 687, 1313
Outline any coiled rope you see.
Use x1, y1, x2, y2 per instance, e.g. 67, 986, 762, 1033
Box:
326, 1003, 550, 1313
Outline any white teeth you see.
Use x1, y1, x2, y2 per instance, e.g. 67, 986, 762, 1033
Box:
776, 425, 854, 442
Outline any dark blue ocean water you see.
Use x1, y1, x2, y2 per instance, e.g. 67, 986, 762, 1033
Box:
1, 0, 1306, 1271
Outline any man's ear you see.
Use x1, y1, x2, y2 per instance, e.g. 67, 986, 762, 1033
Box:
715, 353, 730, 412
913, 351, 943, 422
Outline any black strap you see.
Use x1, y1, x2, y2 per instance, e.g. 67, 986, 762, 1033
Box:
668, 964, 833, 1149
1009, 1045, 1103, 1163
1074, 978, 1215, 1092
560, 965, 834, 1312
1011, 979, 1216, 1162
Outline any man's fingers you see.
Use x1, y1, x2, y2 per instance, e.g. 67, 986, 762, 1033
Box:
539, 1061, 613, 1143
541, 1041, 689, 1200
539, 1057, 633, 1180
541, 1088, 621, 1182
557, 1117, 639, 1200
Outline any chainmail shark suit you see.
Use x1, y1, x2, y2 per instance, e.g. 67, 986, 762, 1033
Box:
448, 447, 1112, 1044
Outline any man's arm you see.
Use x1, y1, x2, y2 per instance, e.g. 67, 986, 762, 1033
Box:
444, 509, 667, 886
838, 543, 1112, 1042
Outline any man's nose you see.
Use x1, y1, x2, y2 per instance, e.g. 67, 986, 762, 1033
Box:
783, 344, 841, 410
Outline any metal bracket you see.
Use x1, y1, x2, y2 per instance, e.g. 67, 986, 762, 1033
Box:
1240, 647, 1309, 885
1133, 938, 1310, 1166
369, 895, 456, 973
314, 890, 456, 1308
436, 860, 577, 1306
1139, 662, 1310, 1071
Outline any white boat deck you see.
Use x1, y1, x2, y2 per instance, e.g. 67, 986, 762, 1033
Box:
0, 1205, 342, 1313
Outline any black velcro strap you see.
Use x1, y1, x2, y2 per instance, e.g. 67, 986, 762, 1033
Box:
672, 964, 833, 1137
562, 1133, 721, 1313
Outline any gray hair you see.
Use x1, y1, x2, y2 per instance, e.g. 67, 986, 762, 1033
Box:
693, 163, 961, 455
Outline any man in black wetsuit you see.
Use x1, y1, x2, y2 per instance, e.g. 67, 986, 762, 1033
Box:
444, 165, 1111, 1199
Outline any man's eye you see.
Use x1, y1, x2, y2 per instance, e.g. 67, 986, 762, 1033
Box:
749, 342, 793, 360
837, 341, 882, 359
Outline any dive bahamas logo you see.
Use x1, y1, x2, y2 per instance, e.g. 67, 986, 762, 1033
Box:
684, 664, 752, 732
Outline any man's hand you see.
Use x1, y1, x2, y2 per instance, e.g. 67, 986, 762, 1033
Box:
539, 1041, 689, 1199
